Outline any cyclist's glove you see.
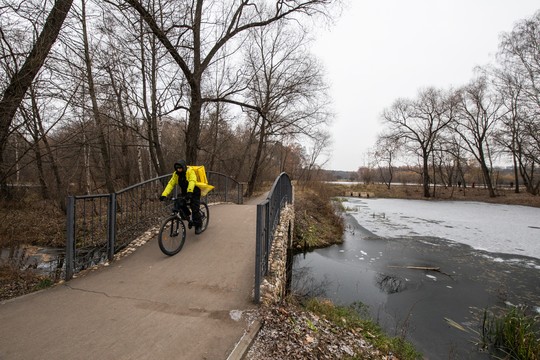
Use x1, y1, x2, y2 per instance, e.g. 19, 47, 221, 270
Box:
185, 193, 192, 202
159, 195, 166, 201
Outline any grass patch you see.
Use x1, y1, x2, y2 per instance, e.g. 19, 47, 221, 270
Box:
34, 277, 54, 290
304, 298, 422, 360
0, 263, 54, 301
0, 197, 66, 249
481, 306, 540, 359
293, 182, 345, 249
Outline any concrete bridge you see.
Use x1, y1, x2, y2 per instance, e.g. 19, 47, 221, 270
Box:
0, 169, 294, 360
0, 174, 294, 359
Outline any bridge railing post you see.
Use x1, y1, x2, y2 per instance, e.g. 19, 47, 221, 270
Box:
107, 193, 116, 261
255, 201, 268, 303
65, 196, 75, 281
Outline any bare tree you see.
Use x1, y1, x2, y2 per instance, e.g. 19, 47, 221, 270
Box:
382, 88, 457, 197
372, 132, 401, 189
492, 68, 524, 193
454, 76, 503, 197
77, 0, 116, 193
497, 10, 540, 195
240, 21, 330, 196
0, 0, 73, 197
118, 0, 336, 165
17, 84, 68, 208
296, 130, 331, 183
98, 6, 185, 179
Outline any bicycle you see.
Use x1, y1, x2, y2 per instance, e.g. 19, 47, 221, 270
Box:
158, 196, 210, 256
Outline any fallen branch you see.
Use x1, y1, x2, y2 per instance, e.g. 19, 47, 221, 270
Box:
388, 265, 440, 271
388, 265, 455, 279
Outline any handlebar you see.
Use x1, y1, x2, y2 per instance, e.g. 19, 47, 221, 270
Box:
169, 196, 191, 205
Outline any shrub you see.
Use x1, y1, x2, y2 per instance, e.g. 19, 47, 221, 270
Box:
481, 306, 540, 359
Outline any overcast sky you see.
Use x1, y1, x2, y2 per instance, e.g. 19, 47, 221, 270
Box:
312, 1, 540, 172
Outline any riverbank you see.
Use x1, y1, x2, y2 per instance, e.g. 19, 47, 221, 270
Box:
253, 183, 420, 359
294, 182, 540, 253
255, 182, 539, 360
331, 182, 540, 208
246, 299, 420, 359
293, 183, 345, 250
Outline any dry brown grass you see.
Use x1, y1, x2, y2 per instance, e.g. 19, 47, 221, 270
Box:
0, 197, 65, 249
293, 183, 345, 250
0, 193, 65, 301
0, 263, 52, 301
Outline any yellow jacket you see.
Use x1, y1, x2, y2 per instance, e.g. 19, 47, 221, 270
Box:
161, 167, 214, 197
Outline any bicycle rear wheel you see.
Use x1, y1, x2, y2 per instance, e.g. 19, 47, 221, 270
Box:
158, 215, 186, 256
199, 202, 210, 232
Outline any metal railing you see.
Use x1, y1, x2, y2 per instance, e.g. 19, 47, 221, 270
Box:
65, 171, 244, 280
206, 171, 245, 205
254, 172, 293, 303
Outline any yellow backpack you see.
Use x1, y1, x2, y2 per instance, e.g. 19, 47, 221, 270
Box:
188, 165, 214, 196
189, 165, 208, 184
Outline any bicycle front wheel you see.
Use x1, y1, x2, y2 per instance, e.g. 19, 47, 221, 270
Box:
158, 215, 186, 256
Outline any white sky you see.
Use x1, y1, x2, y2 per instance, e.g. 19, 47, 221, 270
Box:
344, 198, 540, 268
312, 1, 540, 171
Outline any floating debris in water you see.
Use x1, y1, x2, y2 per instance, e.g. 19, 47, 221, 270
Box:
444, 317, 468, 332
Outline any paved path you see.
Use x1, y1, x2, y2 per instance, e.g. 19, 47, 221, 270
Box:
0, 202, 261, 360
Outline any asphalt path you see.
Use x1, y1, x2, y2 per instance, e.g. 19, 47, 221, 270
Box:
0, 203, 259, 360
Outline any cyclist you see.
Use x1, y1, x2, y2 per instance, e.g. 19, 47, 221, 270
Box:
160, 160, 206, 234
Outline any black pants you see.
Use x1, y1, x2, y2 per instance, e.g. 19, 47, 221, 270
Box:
174, 188, 202, 227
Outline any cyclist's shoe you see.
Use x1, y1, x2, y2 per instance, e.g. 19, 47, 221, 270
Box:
188, 221, 193, 229
195, 226, 203, 235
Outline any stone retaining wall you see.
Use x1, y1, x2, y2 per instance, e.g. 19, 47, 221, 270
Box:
259, 204, 294, 305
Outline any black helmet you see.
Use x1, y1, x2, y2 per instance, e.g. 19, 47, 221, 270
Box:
174, 159, 187, 171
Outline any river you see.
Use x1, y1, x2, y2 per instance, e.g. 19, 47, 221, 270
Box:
292, 198, 540, 359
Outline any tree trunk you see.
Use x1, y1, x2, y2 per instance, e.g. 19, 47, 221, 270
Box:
139, 20, 166, 176
208, 103, 221, 171
481, 164, 496, 197
247, 115, 266, 197
186, 85, 202, 165
137, 139, 145, 182
431, 151, 437, 198
477, 148, 496, 197
32, 89, 65, 209
17, 108, 49, 199
512, 152, 520, 193
422, 149, 431, 198
234, 121, 259, 181
81, 0, 115, 194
